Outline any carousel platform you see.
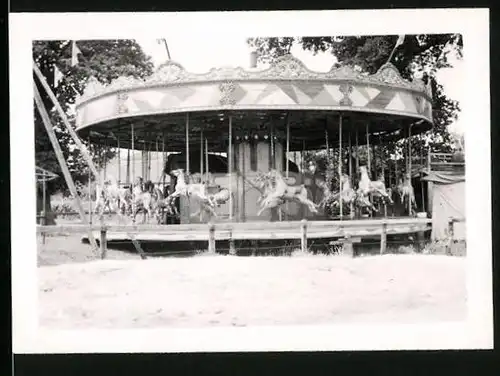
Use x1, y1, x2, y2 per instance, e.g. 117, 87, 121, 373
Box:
76, 218, 432, 244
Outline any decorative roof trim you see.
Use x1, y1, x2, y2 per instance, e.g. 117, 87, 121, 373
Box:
76, 54, 432, 106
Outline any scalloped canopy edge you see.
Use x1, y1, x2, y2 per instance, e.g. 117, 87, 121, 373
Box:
76, 54, 433, 106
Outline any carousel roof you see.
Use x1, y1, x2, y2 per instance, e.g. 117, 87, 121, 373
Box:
75, 54, 434, 152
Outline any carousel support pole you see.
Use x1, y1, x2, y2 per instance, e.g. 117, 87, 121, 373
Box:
302, 139, 306, 173
148, 140, 152, 182
339, 115, 343, 219
270, 119, 280, 221
300, 139, 306, 219
200, 128, 204, 221
185, 113, 191, 221
186, 114, 190, 175
366, 123, 372, 218
348, 131, 352, 181
126, 148, 130, 185
271, 121, 275, 170
131, 123, 136, 224
372, 136, 377, 181
156, 137, 159, 185
205, 138, 209, 182
200, 128, 204, 180
355, 126, 359, 176
103, 137, 108, 179
325, 117, 330, 173
117, 136, 121, 186
41, 177, 46, 244
228, 114, 233, 221
286, 116, 290, 179
34, 84, 99, 253
421, 144, 426, 213
395, 156, 399, 186
366, 124, 371, 178
162, 132, 166, 189
408, 124, 413, 216
88, 135, 93, 225
348, 131, 354, 218
379, 134, 387, 218
286, 115, 290, 221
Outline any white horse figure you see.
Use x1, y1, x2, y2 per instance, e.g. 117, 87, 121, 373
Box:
94, 176, 123, 216
319, 174, 374, 216
166, 169, 217, 217
397, 172, 417, 214
103, 176, 133, 216
131, 177, 154, 223
190, 185, 232, 219
257, 169, 318, 216
358, 166, 393, 204
254, 171, 276, 206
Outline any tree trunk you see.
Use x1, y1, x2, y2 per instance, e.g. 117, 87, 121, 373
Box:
36, 185, 57, 225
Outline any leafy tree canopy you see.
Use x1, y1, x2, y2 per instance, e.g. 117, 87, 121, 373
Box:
34, 40, 154, 195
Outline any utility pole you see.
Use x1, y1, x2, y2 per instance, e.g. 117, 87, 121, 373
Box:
157, 38, 171, 60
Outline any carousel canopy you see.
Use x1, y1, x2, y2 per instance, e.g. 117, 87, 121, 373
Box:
75, 55, 433, 152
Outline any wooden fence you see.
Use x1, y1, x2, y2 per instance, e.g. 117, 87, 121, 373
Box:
37, 218, 432, 260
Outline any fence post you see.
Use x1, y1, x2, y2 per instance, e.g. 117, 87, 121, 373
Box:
416, 230, 425, 252
343, 234, 354, 257
41, 210, 46, 245
100, 227, 107, 259
208, 222, 216, 253
300, 219, 308, 252
446, 218, 454, 255
229, 230, 236, 255
380, 220, 387, 254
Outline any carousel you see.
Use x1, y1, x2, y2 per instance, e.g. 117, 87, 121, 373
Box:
75, 53, 433, 244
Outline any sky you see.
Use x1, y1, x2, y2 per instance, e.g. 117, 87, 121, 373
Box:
135, 35, 464, 134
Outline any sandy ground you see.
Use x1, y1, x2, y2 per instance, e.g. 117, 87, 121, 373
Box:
38, 236, 466, 329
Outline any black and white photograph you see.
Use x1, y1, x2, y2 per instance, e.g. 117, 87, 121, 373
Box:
10, 9, 492, 353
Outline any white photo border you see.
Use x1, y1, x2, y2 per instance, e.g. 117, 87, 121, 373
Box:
10, 8, 492, 353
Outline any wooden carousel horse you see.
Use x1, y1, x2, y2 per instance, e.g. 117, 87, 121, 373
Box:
166, 169, 217, 218
332, 175, 374, 216
358, 166, 393, 203
253, 171, 286, 217
397, 172, 417, 215
254, 171, 275, 205
190, 185, 232, 219
132, 177, 154, 223
94, 176, 128, 216
317, 180, 339, 211
257, 169, 318, 216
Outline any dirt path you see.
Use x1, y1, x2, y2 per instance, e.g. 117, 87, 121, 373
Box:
39, 253, 466, 329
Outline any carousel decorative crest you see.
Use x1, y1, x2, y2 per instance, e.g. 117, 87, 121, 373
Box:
263, 54, 316, 79
146, 61, 187, 84
327, 64, 362, 80
207, 66, 251, 81
107, 76, 145, 93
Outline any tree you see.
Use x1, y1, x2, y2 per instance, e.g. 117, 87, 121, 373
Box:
34, 40, 154, 222
248, 35, 463, 185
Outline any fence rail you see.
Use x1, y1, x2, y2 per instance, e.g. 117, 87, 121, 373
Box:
37, 218, 432, 260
